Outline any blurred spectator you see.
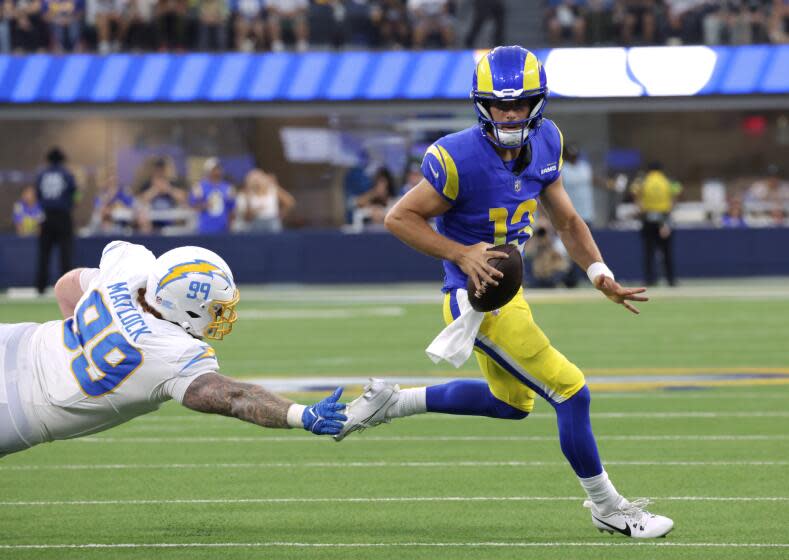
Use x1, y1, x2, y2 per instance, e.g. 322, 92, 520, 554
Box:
44, 0, 84, 52
343, 0, 378, 48
375, 0, 409, 47
0, 0, 12, 53
155, 0, 187, 50
350, 166, 396, 225
767, 0, 788, 43
35, 147, 78, 294
465, 0, 504, 47
13, 0, 46, 52
230, 0, 265, 51
618, 0, 657, 45
720, 196, 748, 228
631, 161, 680, 286
525, 225, 574, 288
196, 0, 227, 51
547, 0, 586, 45
137, 157, 187, 232
344, 155, 373, 222
13, 185, 44, 236
561, 143, 595, 226
87, 0, 123, 53
88, 169, 136, 234
189, 157, 236, 234
769, 205, 787, 226
584, 0, 615, 44
267, 0, 308, 52
559, 142, 595, 288
400, 161, 422, 196
121, 0, 156, 51
235, 168, 295, 232
408, 0, 453, 48
745, 164, 789, 223
747, 164, 789, 203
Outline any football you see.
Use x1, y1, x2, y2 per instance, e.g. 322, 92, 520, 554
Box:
466, 244, 523, 312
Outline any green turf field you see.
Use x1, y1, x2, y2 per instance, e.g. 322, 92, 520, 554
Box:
0, 281, 788, 559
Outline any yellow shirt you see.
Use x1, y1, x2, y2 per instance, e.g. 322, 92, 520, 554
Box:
634, 170, 677, 213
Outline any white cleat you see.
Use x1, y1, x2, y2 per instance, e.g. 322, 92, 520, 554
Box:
584, 498, 674, 538
334, 378, 400, 442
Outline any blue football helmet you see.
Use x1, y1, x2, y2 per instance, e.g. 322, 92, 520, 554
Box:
471, 46, 549, 149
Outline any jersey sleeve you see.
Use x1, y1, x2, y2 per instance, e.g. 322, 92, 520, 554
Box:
540, 120, 564, 186
421, 143, 460, 203
160, 344, 219, 403
99, 241, 156, 288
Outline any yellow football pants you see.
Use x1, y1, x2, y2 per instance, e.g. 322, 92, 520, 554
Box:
443, 288, 586, 412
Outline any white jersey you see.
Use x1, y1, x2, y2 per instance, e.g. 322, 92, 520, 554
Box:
16, 241, 219, 444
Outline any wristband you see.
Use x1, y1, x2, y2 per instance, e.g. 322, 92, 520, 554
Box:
587, 262, 615, 284
286, 404, 306, 428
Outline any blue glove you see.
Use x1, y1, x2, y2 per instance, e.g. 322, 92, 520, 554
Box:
302, 387, 347, 435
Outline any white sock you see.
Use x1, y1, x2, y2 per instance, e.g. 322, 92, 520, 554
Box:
578, 470, 625, 515
386, 387, 427, 418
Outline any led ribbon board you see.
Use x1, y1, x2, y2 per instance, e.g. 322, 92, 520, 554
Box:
0, 46, 785, 104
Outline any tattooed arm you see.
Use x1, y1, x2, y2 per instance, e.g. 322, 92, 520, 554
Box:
181, 373, 347, 434
182, 373, 293, 428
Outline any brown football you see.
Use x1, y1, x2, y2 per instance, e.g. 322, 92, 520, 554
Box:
466, 244, 523, 312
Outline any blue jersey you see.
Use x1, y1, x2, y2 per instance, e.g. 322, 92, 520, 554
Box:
35, 165, 77, 213
13, 201, 44, 235
190, 180, 236, 234
421, 119, 564, 291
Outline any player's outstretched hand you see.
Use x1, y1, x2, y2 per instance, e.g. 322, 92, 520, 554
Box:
594, 276, 649, 315
302, 388, 347, 436
456, 242, 509, 296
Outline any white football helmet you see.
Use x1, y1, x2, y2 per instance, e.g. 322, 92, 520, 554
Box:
145, 246, 239, 340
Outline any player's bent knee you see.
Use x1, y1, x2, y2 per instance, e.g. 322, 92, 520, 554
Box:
570, 384, 591, 405
490, 396, 529, 420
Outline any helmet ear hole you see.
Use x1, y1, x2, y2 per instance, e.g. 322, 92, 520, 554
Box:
186, 311, 200, 318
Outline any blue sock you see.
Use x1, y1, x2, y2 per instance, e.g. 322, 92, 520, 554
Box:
426, 380, 528, 420
552, 385, 603, 478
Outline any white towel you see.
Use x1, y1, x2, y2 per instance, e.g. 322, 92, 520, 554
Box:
425, 289, 485, 368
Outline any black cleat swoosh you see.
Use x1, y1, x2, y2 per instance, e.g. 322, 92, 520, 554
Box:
593, 515, 632, 537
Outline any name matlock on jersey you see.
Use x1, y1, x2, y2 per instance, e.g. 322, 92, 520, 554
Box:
106, 282, 153, 342
16, 241, 220, 446
421, 119, 565, 291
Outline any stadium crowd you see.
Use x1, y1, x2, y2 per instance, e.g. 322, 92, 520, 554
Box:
546, 0, 789, 46
2, 0, 785, 55
14, 150, 297, 237
12, 146, 789, 239
0, 0, 471, 54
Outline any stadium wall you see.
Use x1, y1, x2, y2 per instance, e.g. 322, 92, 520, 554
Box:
2, 228, 788, 289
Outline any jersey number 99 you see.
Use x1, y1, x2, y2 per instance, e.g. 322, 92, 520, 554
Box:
63, 291, 143, 397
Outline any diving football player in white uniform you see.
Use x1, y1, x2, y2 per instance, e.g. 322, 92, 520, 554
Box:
0, 241, 345, 457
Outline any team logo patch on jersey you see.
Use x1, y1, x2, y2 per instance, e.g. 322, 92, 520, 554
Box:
540, 164, 558, 175
428, 159, 440, 179
157, 260, 231, 293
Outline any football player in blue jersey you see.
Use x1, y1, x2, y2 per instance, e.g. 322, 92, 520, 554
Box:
337, 46, 674, 538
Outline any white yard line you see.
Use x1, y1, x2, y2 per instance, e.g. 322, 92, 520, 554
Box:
240, 307, 405, 320
71, 434, 789, 443
242, 376, 789, 392
133, 411, 789, 423
2, 460, 786, 472
0, 541, 786, 550
1, 495, 787, 507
